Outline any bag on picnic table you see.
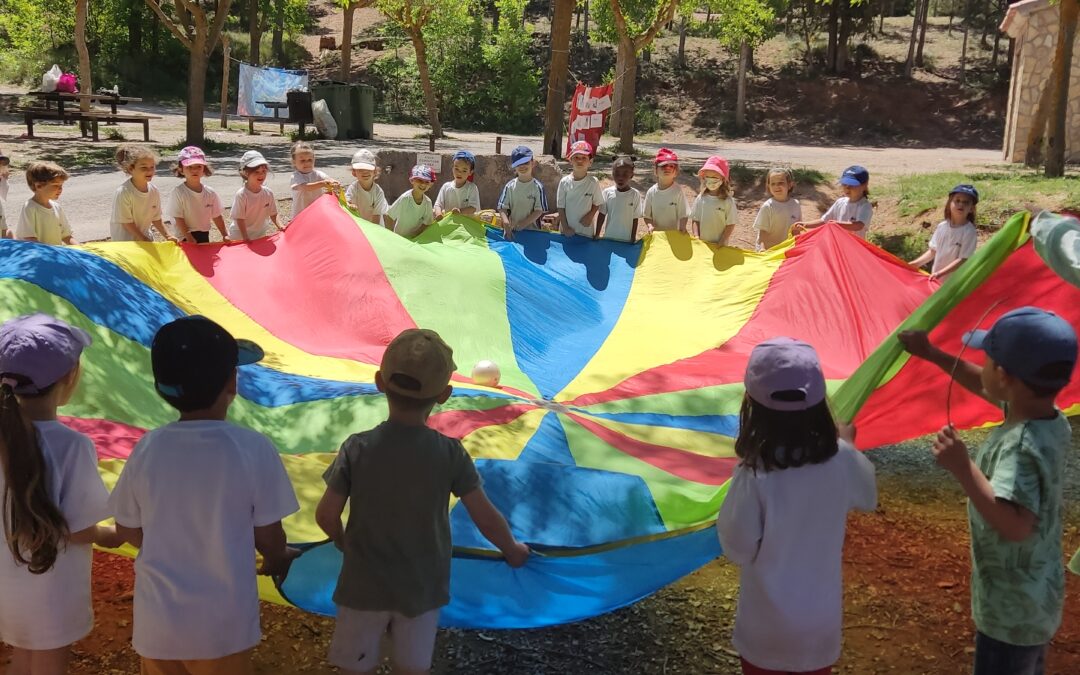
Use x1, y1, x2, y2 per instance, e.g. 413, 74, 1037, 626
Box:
56, 72, 78, 93
41, 64, 62, 93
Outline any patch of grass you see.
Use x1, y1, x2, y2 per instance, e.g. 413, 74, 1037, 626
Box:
880, 170, 1080, 227
869, 229, 932, 261
43, 146, 116, 171
728, 162, 828, 188
104, 128, 126, 141
595, 144, 651, 161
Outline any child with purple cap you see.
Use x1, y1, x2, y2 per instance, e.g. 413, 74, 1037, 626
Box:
793, 165, 873, 239
385, 165, 436, 238
167, 146, 229, 244
0, 313, 121, 673
900, 308, 1077, 674
717, 337, 877, 675
434, 150, 481, 218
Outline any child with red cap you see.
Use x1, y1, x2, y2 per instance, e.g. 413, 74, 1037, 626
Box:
690, 155, 738, 245
643, 148, 688, 234
557, 140, 604, 238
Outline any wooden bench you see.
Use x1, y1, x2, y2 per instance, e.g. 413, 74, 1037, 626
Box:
22, 107, 160, 142
241, 114, 308, 136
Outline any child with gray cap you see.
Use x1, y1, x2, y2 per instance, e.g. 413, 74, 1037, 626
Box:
108, 316, 299, 675
316, 328, 529, 675
900, 307, 1077, 674
717, 337, 876, 675
0, 313, 120, 673
229, 150, 282, 242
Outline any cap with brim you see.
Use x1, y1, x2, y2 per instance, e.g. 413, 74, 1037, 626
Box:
240, 151, 269, 169
963, 306, 1077, 389
839, 165, 869, 186
381, 328, 456, 399
510, 146, 534, 168
744, 337, 827, 411
351, 149, 377, 170
410, 165, 436, 182
453, 150, 476, 167
568, 140, 593, 158
179, 146, 207, 167
949, 184, 979, 204
152, 316, 264, 408
0, 314, 92, 395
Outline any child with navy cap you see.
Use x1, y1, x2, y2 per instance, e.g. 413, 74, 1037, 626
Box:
434, 150, 481, 218
109, 316, 299, 675
794, 165, 873, 239
717, 337, 877, 675
900, 307, 1077, 674
385, 165, 436, 238
908, 184, 979, 280
498, 146, 547, 240
0, 314, 120, 673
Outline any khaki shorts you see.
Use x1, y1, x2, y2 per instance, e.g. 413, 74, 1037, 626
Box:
139, 648, 254, 675
328, 606, 440, 673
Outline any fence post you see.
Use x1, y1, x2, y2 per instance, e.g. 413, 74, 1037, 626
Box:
220, 35, 230, 129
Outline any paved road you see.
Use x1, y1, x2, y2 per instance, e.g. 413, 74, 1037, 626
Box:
1, 105, 1005, 242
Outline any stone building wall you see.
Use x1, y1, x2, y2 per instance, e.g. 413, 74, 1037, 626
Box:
1002, 0, 1080, 163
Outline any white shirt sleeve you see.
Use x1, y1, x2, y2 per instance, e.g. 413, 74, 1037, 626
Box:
372, 185, 388, 216
0, 175, 8, 202
230, 190, 245, 221
556, 176, 568, 209
959, 226, 977, 258
753, 202, 769, 231
434, 182, 450, 212
690, 195, 704, 223
108, 442, 145, 528
251, 438, 300, 527
591, 179, 604, 207
386, 193, 405, 222
266, 188, 278, 216
422, 199, 434, 226
112, 186, 132, 226
16, 201, 35, 239
465, 183, 480, 210
821, 199, 841, 223
633, 190, 644, 218
58, 435, 111, 532
58, 205, 71, 239
676, 190, 688, 220
716, 464, 763, 565
166, 187, 183, 222
208, 189, 223, 220
854, 199, 873, 226
928, 222, 945, 251
842, 443, 878, 512
642, 187, 654, 221
725, 198, 738, 226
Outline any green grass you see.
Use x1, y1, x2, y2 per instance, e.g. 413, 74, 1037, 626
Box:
880, 170, 1080, 228
869, 229, 932, 261
40, 146, 116, 171
728, 162, 827, 187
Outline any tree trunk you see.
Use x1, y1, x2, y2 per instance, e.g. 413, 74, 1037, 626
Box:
411, 31, 443, 138
991, 15, 1003, 69
249, 0, 262, 65
609, 38, 629, 134
1045, 0, 1079, 177
583, 0, 589, 38
827, 0, 839, 72
959, 9, 968, 84
151, 16, 160, 54
678, 16, 687, 67
341, 2, 355, 81
616, 41, 638, 154
543, 0, 574, 157
127, 0, 143, 56
1024, 79, 1055, 167
272, 0, 285, 64
75, 0, 91, 110
735, 41, 750, 132
837, 0, 852, 74
915, 0, 929, 67
493, 0, 500, 32
187, 44, 209, 144
705, 7, 711, 23
904, 0, 922, 77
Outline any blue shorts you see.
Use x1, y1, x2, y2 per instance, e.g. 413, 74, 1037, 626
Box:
974, 631, 1046, 675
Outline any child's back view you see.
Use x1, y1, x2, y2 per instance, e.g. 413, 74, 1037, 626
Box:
109, 316, 299, 674
717, 337, 877, 675
317, 328, 529, 674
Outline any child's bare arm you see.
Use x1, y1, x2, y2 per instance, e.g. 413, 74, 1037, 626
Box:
930, 258, 966, 280
120, 220, 152, 242
677, 216, 688, 234
115, 523, 144, 548
151, 219, 176, 242
235, 218, 251, 241
213, 215, 229, 240
460, 489, 529, 567
909, 250, 935, 269
517, 209, 543, 231
254, 521, 300, 576
898, 330, 994, 402
315, 487, 348, 550
720, 223, 735, 247
69, 524, 124, 548
174, 216, 194, 242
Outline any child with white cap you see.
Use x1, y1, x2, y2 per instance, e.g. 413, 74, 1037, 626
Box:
689, 155, 738, 245
556, 140, 603, 238
717, 337, 876, 675
385, 165, 436, 238
0, 313, 121, 673
345, 149, 388, 226
167, 146, 229, 244
229, 150, 282, 242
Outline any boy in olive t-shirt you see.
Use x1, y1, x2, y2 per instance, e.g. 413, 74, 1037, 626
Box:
316, 328, 529, 675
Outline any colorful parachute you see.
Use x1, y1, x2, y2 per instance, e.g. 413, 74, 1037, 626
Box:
0, 198, 1077, 629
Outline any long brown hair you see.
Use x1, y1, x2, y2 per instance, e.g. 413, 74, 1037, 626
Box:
0, 376, 69, 574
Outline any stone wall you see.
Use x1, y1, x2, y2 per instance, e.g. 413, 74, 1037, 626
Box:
1003, 0, 1080, 162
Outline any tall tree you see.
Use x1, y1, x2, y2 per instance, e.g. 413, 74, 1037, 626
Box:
75, 0, 92, 112
904, 0, 923, 77
249, 0, 263, 65
542, 0, 575, 156
1045, 0, 1079, 177
378, 0, 446, 137
341, 0, 377, 81
914, 0, 929, 66
145, 0, 233, 144
708, 0, 776, 132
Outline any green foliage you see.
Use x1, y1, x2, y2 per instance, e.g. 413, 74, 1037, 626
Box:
702, 0, 778, 50
869, 229, 932, 261
590, 0, 673, 44
634, 99, 663, 133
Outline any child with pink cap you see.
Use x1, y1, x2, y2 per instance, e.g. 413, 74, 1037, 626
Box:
167, 146, 229, 244
643, 148, 688, 234
556, 140, 604, 238
689, 155, 738, 245
717, 337, 877, 675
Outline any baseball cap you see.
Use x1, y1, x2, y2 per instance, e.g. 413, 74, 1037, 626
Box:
964, 306, 1077, 389
240, 150, 269, 169
0, 149, 9, 164
0, 314, 92, 395
410, 164, 435, 183
178, 146, 207, 167
839, 165, 869, 186
698, 155, 730, 180
453, 150, 476, 167
654, 148, 679, 166
152, 316, 264, 410
744, 337, 827, 411
351, 149, 377, 171
613, 155, 635, 169
568, 140, 593, 158
950, 183, 979, 204
510, 146, 534, 168
381, 329, 457, 399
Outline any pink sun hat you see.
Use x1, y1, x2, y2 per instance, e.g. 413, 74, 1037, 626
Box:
178, 146, 208, 167
568, 140, 593, 158
698, 155, 730, 180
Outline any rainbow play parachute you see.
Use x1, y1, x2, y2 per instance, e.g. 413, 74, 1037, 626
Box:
0, 197, 1077, 628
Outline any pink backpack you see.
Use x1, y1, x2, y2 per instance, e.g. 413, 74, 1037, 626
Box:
56, 73, 78, 93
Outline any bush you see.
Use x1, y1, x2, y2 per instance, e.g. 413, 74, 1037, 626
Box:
634, 100, 663, 134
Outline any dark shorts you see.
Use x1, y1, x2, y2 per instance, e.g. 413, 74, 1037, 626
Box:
974, 631, 1046, 675
190, 231, 210, 244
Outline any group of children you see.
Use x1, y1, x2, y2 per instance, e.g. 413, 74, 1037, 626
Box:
1, 297, 1075, 675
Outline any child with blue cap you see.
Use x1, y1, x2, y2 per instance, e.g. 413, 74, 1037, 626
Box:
497, 146, 547, 240
793, 165, 873, 239
908, 184, 980, 280
899, 307, 1077, 674
434, 150, 480, 218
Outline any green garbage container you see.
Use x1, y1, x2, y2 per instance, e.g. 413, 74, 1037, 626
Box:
350, 84, 375, 140
310, 81, 352, 140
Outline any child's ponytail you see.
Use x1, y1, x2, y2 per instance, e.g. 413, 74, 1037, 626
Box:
0, 376, 68, 574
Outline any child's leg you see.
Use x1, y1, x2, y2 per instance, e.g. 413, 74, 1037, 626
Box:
327, 606, 391, 675
140, 649, 254, 675
973, 632, 1047, 675
739, 657, 832, 675
387, 609, 439, 675
8, 646, 71, 675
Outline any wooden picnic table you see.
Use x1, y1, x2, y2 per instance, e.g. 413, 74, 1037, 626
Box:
249, 100, 303, 135
28, 91, 142, 118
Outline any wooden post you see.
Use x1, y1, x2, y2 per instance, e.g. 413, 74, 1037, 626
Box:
220, 35, 230, 129
496, 136, 503, 154
428, 134, 435, 151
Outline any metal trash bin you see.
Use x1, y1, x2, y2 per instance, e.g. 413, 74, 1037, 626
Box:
350, 84, 375, 140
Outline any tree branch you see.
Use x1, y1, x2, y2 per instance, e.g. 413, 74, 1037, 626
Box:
143, 0, 194, 50
208, 0, 235, 52
610, 0, 632, 42
634, 0, 680, 50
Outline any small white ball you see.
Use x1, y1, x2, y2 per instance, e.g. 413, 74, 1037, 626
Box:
471, 360, 501, 387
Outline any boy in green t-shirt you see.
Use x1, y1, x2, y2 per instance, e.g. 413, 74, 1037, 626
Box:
900, 307, 1077, 675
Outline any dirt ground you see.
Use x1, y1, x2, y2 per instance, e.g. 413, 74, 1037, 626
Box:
3, 439, 1079, 675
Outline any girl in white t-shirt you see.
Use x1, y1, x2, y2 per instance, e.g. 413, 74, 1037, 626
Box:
908, 184, 980, 281
643, 147, 688, 233
229, 151, 282, 242
0, 313, 120, 673
289, 141, 339, 221
110, 145, 174, 243
167, 146, 229, 244
753, 168, 801, 251
717, 337, 876, 675
689, 155, 737, 246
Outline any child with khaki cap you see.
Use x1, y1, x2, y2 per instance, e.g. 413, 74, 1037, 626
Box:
316, 328, 529, 675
